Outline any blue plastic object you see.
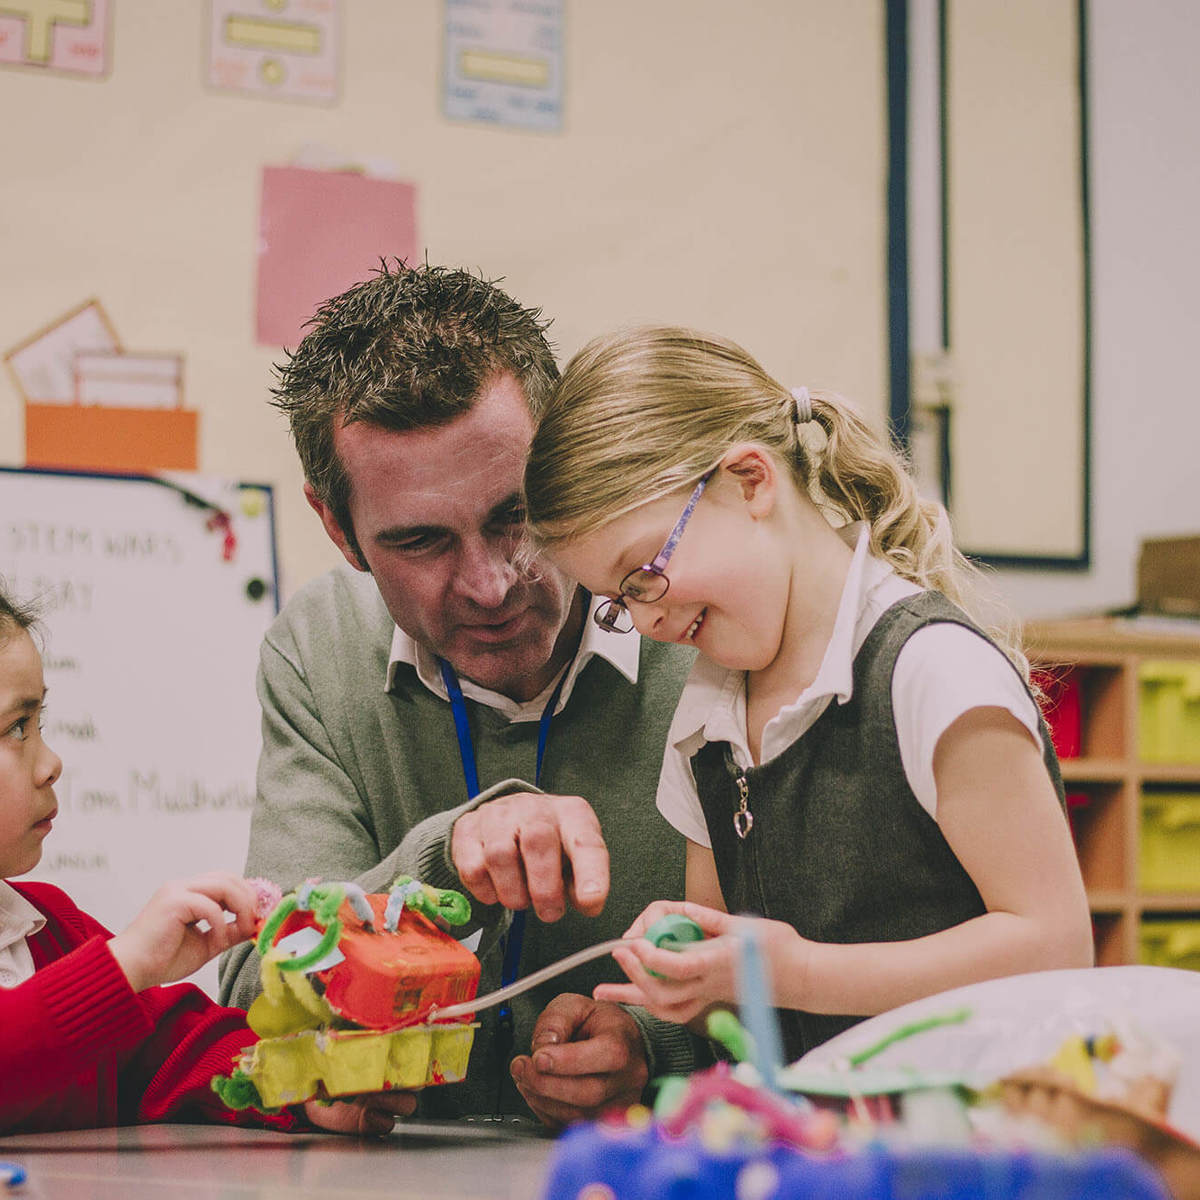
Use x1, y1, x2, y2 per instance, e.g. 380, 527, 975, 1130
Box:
0, 1163, 26, 1189
735, 921, 787, 1095
541, 1125, 1171, 1200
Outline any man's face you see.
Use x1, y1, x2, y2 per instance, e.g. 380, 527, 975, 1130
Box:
307, 372, 578, 702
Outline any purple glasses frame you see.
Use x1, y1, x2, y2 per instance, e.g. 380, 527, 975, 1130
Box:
594, 468, 717, 634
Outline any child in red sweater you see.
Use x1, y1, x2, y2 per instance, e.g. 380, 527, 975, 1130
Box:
0, 586, 414, 1136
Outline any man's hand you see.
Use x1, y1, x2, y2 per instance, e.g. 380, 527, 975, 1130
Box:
451, 792, 609, 921
108, 872, 258, 993
303, 1091, 417, 1136
509, 994, 649, 1128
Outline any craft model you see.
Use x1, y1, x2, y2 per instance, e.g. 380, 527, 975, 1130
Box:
213, 877, 480, 1112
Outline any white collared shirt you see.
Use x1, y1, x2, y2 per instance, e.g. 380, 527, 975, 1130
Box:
385, 593, 642, 722
656, 524, 1042, 846
0, 880, 45, 989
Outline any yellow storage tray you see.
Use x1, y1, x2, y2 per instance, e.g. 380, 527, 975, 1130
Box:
1139, 919, 1200, 971
1140, 661, 1200, 763
1140, 793, 1200, 892
233, 1023, 476, 1109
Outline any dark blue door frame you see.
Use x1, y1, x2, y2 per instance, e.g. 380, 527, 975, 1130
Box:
885, 0, 1092, 570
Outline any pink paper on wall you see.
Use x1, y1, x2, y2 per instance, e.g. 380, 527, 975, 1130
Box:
256, 166, 417, 348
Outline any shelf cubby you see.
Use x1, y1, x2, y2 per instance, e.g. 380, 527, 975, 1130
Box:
1026, 618, 1200, 967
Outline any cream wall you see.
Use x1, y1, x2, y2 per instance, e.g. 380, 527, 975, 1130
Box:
0, 1, 888, 598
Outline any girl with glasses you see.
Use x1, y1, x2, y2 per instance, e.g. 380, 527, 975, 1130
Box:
523, 326, 1092, 1061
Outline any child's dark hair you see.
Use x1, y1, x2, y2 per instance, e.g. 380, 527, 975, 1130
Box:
0, 582, 37, 648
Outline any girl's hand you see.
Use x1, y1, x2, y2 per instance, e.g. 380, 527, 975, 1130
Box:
107, 872, 259, 992
594, 901, 809, 1027
618, 898, 729, 941
303, 1091, 417, 1136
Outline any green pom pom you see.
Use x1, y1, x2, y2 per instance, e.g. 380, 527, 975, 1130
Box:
706, 1009, 755, 1063
652, 1074, 690, 1118
212, 1069, 276, 1113
431, 887, 472, 927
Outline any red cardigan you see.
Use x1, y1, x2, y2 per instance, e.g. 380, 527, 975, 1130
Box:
0, 881, 296, 1134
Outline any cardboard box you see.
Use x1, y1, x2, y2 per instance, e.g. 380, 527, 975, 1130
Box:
1138, 535, 1200, 617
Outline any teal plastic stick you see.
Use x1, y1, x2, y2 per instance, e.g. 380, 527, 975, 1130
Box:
735, 923, 786, 1094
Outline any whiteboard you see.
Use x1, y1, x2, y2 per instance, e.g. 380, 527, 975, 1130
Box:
0, 468, 278, 997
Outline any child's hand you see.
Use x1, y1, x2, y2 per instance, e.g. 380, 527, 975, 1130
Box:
302, 1091, 417, 1136
107, 872, 259, 992
594, 901, 807, 1027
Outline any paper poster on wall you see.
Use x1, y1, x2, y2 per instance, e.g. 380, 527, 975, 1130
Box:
0, 0, 111, 76
5, 301, 197, 473
4, 298, 119, 401
0, 467, 278, 996
443, 0, 563, 133
256, 164, 417, 348
75, 351, 183, 410
207, 0, 340, 104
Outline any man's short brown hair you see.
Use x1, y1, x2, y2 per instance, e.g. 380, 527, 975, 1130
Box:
271, 260, 557, 563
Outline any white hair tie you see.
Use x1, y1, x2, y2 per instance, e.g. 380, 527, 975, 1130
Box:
790, 385, 813, 425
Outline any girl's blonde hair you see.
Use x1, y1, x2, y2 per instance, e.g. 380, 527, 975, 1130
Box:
524, 326, 1029, 680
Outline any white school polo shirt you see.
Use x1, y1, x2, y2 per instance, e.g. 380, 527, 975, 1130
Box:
0, 880, 45, 989
656, 523, 1043, 847
386, 592, 642, 722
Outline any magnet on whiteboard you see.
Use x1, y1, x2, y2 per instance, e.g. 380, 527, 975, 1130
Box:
240, 489, 267, 518
246, 577, 268, 602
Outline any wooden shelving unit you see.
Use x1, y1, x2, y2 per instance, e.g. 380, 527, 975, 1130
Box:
1025, 618, 1200, 967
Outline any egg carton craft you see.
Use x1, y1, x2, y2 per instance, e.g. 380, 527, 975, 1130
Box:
212, 877, 481, 1112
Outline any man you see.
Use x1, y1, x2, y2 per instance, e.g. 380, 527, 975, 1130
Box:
219, 262, 702, 1124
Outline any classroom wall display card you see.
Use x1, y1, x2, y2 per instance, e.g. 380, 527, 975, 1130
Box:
0, 0, 111, 77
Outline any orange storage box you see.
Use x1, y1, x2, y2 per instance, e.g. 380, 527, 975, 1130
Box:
25, 403, 198, 473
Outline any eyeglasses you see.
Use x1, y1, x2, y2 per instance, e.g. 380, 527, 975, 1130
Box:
594, 468, 716, 634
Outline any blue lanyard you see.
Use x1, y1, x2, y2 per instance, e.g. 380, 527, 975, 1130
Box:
438, 657, 569, 1000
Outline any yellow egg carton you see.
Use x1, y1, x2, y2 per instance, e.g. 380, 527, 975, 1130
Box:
232, 1022, 477, 1109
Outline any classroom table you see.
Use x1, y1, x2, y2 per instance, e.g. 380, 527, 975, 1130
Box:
0, 1119, 557, 1200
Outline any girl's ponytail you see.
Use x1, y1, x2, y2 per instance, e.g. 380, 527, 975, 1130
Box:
803, 394, 1030, 682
